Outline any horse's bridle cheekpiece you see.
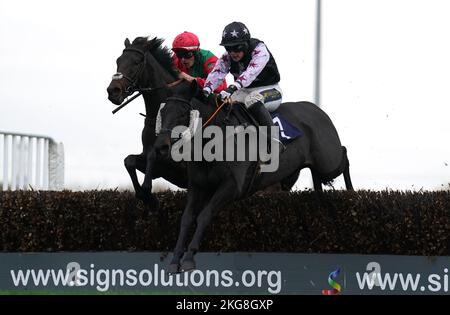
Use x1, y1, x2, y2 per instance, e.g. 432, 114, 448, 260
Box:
113, 47, 147, 95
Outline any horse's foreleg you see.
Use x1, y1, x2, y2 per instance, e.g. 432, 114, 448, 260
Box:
124, 154, 146, 198
181, 181, 238, 272
141, 150, 155, 192
140, 150, 159, 212
169, 188, 208, 274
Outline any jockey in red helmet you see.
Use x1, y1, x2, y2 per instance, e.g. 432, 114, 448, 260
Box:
172, 31, 226, 93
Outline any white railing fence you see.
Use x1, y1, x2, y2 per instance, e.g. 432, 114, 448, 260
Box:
0, 131, 64, 191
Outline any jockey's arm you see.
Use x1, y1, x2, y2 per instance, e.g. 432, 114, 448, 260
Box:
234, 42, 270, 89
203, 53, 230, 94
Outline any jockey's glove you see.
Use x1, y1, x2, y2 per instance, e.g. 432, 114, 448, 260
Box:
201, 87, 214, 102
202, 86, 212, 97
202, 87, 211, 98
219, 85, 238, 101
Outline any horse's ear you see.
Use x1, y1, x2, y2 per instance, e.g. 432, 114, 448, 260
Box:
124, 38, 131, 48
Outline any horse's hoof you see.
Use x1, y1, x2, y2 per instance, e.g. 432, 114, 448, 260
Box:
180, 260, 196, 272
168, 263, 180, 275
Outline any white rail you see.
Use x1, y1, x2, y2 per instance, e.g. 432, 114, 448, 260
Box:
0, 131, 64, 191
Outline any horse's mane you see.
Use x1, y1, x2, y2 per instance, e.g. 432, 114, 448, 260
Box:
132, 36, 179, 79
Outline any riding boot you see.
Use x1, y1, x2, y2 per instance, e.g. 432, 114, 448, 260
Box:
248, 101, 283, 155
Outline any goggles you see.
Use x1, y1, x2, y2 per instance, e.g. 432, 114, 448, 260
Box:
175, 50, 195, 59
225, 44, 247, 53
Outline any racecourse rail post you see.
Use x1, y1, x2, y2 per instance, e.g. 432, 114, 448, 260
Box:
0, 131, 64, 191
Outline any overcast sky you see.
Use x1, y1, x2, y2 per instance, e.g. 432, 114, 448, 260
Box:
1, 0, 449, 191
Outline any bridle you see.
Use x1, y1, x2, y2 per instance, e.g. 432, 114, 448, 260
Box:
112, 47, 148, 96
110, 47, 183, 114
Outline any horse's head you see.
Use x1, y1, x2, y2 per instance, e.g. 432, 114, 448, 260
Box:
154, 80, 205, 159
107, 37, 177, 106
107, 38, 146, 105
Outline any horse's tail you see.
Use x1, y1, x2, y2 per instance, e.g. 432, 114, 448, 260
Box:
342, 146, 354, 190
318, 146, 353, 190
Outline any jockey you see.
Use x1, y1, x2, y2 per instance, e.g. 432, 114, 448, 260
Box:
172, 31, 226, 93
202, 22, 282, 151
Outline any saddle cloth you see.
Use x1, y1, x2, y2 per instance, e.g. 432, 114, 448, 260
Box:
231, 103, 303, 145
270, 112, 303, 144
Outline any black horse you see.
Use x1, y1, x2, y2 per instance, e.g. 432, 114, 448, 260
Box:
106, 36, 294, 210
106, 37, 191, 211
154, 81, 353, 273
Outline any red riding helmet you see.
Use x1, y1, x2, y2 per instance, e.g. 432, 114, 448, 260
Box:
172, 32, 200, 51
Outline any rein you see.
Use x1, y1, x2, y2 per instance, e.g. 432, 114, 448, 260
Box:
111, 79, 183, 114
157, 95, 232, 140
165, 95, 232, 129
202, 97, 232, 128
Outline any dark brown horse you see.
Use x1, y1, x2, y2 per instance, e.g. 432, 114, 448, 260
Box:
106, 37, 297, 212
106, 37, 191, 211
